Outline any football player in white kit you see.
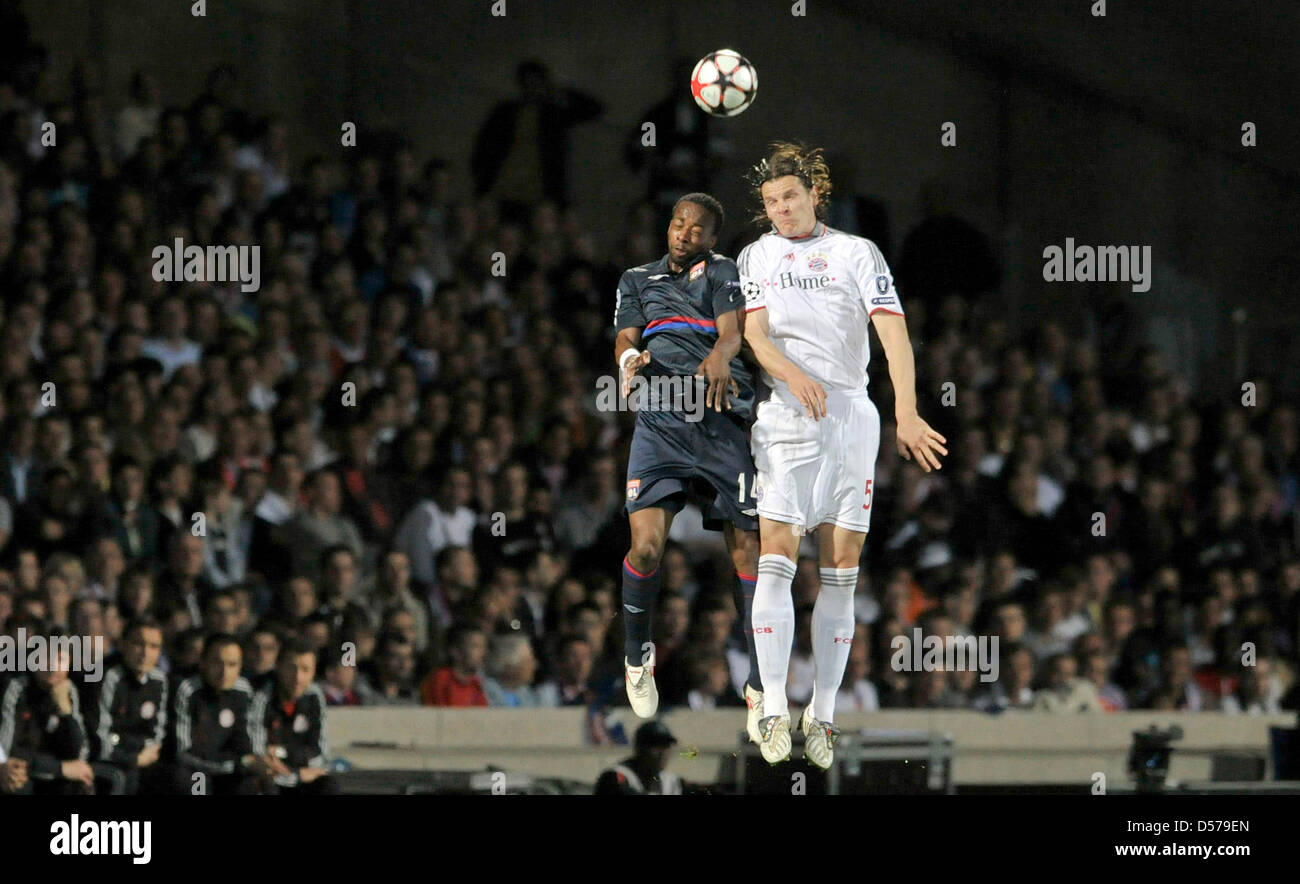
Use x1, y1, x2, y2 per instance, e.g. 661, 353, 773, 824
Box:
738, 143, 947, 767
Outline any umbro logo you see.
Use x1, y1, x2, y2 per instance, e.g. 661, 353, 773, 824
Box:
647, 274, 669, 280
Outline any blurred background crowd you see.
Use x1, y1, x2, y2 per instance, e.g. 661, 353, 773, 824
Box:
0, 2, 1297, 752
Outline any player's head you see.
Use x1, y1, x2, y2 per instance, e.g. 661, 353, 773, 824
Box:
749, 141, 832, 237
667, 193, 723, 266
276, 638, 318, 700
633, 720, 678, 772
122, 617, 164, 676
201, 633, 244, 691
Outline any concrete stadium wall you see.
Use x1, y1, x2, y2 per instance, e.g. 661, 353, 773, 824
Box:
325, 707, 1294, 787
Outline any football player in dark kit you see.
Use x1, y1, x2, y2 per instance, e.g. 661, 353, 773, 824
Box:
0, 638, 95, 794
249, 639, 337, 795
168, 633, 267, 794
86, 618, 169, 794
613, 193, 764, 741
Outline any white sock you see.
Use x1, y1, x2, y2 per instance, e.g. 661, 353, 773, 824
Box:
752, 554, 797, 717
810, 566, 857, 722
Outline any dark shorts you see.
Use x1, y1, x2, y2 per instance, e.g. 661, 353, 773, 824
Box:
624, 404, 758, 532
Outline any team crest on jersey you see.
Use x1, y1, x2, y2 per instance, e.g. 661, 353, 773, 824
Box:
689, 260, 706, 281
876, 275, 890, 294
140, 701, 156, 720
807, 253, 828, 272
626, 479, 641, 501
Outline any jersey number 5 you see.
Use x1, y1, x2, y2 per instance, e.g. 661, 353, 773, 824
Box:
863, 479, 873, 510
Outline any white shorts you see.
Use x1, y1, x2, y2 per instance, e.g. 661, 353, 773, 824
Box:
750, 389, 881, 534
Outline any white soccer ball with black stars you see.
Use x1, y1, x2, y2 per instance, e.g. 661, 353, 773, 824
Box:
690, 49, 757, 117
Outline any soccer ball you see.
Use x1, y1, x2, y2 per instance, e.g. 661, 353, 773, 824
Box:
690, 49, 757, 117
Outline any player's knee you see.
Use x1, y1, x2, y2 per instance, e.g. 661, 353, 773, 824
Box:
759, 533, 800, 561
731, 539, 759, 574
627, 537, 664, 572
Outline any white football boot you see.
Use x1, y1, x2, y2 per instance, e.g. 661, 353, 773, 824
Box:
745, 684, 764, 744
624, 652, 658, 718
757, 713, 792, 765
799, 705, 841, 771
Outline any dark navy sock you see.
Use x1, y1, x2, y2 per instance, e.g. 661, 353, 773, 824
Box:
735, 571, 762, 691
622, 556, 660, 665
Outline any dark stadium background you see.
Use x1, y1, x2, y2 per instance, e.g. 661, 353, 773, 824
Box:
1, 0, 1299, 797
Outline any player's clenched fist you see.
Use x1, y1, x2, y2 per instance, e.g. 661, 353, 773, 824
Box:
787, 369, 828, 420
619, 348, 652, 398
895, 412, 947, 472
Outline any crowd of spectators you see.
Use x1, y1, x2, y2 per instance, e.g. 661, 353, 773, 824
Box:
1, 15, 1299, 794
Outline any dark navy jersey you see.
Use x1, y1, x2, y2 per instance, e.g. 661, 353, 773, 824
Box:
88, 663, 168, 769
0, 676, 90, 780
169, 675, 254, 775
249, 682, 330, 787
614, 251, 756, 422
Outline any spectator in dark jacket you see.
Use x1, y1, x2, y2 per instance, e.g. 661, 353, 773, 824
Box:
249, 639, 336, 794
470, 61, 602, 212
0, 636, 95, 794
85, 618, 168, 794
166, 633, 267, 794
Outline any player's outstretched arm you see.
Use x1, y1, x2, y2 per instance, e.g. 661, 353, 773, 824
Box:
742, 308, 827, 419
870, 312, 948, 471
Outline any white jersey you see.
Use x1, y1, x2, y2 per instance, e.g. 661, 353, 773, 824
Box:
738, 221, 903, 407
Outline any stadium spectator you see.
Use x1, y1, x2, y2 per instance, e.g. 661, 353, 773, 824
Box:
321, 656, 362, 706
470, 60, 603, 212
249, 639, 336, 794
167, 633, 264, 794
482, 634, 546, 707
0, 638, 94, 794
1139, 645, 1206, 711
364, 548, 431, 655
1220, 657, 1283, 715
836, 625, 881, 712
85, 618, 168, 794
155, 532, 213, 629
430, 544, 478, 632
243, 624, 282, 690
973, 644, 1037, 711
537, 635, 594, 706
359, 631, 419, 706
395, 465, 475, 587
684, 650, 743, 710
1081, 651, 1127, 711
420, 623, 488, 707
1032, 653, 1103, 712
285, 470, 363, 579
317, 545, 369, 636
